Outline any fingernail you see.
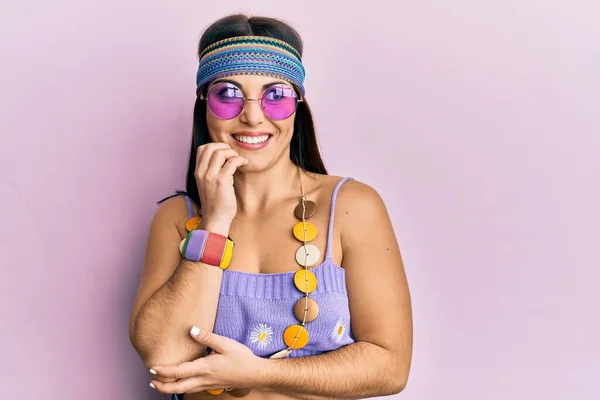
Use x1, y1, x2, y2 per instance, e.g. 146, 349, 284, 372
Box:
150, 382, 156, 390
149, 369, 157, 375
190, 326, 200, 336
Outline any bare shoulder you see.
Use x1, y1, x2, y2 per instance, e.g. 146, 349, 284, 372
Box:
303, 173, 390, 234
335, 179, 389, 223
333, 179, 396, 254
153, 194, 199, 239
155, 195, 187, 220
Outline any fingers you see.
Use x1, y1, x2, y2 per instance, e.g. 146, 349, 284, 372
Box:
195, 143, 248, 182
151, 375, 208, 394
189, 326, 229, 354
196, 142, 229, 168
219, 156, 248, 178
148, 371, 177, 384
151, 358, 208, 380
195, 143, 231, 177
205, 148, 243, 178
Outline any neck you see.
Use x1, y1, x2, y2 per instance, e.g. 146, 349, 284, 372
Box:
233, 155, 303, 215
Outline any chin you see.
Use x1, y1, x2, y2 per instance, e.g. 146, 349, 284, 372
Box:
239, 158, 269, 172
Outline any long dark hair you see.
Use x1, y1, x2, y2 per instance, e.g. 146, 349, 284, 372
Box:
182, 14, 327, 206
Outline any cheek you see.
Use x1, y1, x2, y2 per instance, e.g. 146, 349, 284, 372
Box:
206, 113, 229, 140
206, 110, 219, 129
275, 118, 295, 138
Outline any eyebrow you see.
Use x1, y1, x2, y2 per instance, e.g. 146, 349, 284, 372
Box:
211, 78, 287, 90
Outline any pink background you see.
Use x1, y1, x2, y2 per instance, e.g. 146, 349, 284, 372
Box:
1, 0, 599, 399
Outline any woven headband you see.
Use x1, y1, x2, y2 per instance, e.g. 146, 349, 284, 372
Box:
195, 36, 306, 95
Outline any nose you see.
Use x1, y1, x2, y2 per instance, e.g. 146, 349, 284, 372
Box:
239, 98, 265, 126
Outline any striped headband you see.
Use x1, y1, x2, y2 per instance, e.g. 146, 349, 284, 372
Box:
195, 36, 306, 95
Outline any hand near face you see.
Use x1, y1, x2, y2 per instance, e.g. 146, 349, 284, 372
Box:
195, 142, 248, 232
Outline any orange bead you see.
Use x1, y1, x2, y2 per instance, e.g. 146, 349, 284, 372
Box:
283, 324, 309, 349
186, 216, 202, 231
206, 388, 224, 395
294, 269, 317, 293
292, 221, 317, 242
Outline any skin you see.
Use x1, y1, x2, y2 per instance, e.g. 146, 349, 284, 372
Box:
130, 75, 413, 399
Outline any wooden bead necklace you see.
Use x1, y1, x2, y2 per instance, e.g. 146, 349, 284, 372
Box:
270, 167, 320, 359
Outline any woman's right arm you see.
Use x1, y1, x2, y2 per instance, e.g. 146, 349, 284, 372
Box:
128, 199, 231, 369
129, 142, 247, 369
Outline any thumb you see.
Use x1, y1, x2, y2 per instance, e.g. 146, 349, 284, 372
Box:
190, 326, 229, 353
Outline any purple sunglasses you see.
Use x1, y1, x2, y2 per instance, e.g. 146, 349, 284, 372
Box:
199, 81, 303, 120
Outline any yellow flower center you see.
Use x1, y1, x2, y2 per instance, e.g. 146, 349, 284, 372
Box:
337, 326, 343, 335
258, 332, 267, 341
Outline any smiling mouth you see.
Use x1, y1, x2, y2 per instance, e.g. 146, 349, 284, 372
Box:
232, 134, 272, 144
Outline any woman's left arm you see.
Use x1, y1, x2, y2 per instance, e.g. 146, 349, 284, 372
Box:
261, 181, 413, 398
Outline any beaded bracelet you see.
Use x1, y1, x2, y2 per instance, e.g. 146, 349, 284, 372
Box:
179, 230, 234, 270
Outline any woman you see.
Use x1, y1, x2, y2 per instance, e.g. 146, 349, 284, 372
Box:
129, 14, 412, 400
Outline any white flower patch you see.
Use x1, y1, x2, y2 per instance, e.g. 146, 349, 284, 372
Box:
249, 323, 273, 348
332, 318, 346, 343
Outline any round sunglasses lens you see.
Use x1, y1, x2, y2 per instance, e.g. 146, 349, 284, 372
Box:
262, 84, 299, 120
207, 83, 244, 119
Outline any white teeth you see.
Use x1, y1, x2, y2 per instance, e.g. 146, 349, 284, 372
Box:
233, 135, 270, 144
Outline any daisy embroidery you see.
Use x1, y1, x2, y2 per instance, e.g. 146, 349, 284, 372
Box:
332, 318, 346, 343
249, 323, 273, 349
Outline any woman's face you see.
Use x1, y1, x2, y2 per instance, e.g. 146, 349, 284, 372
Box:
204, 74, 299, 171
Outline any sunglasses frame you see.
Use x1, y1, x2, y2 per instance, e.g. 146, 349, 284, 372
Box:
198, 81, 304, 120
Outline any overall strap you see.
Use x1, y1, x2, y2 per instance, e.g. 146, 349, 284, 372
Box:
183, 195, 194, 219
325, 177, 354, 261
